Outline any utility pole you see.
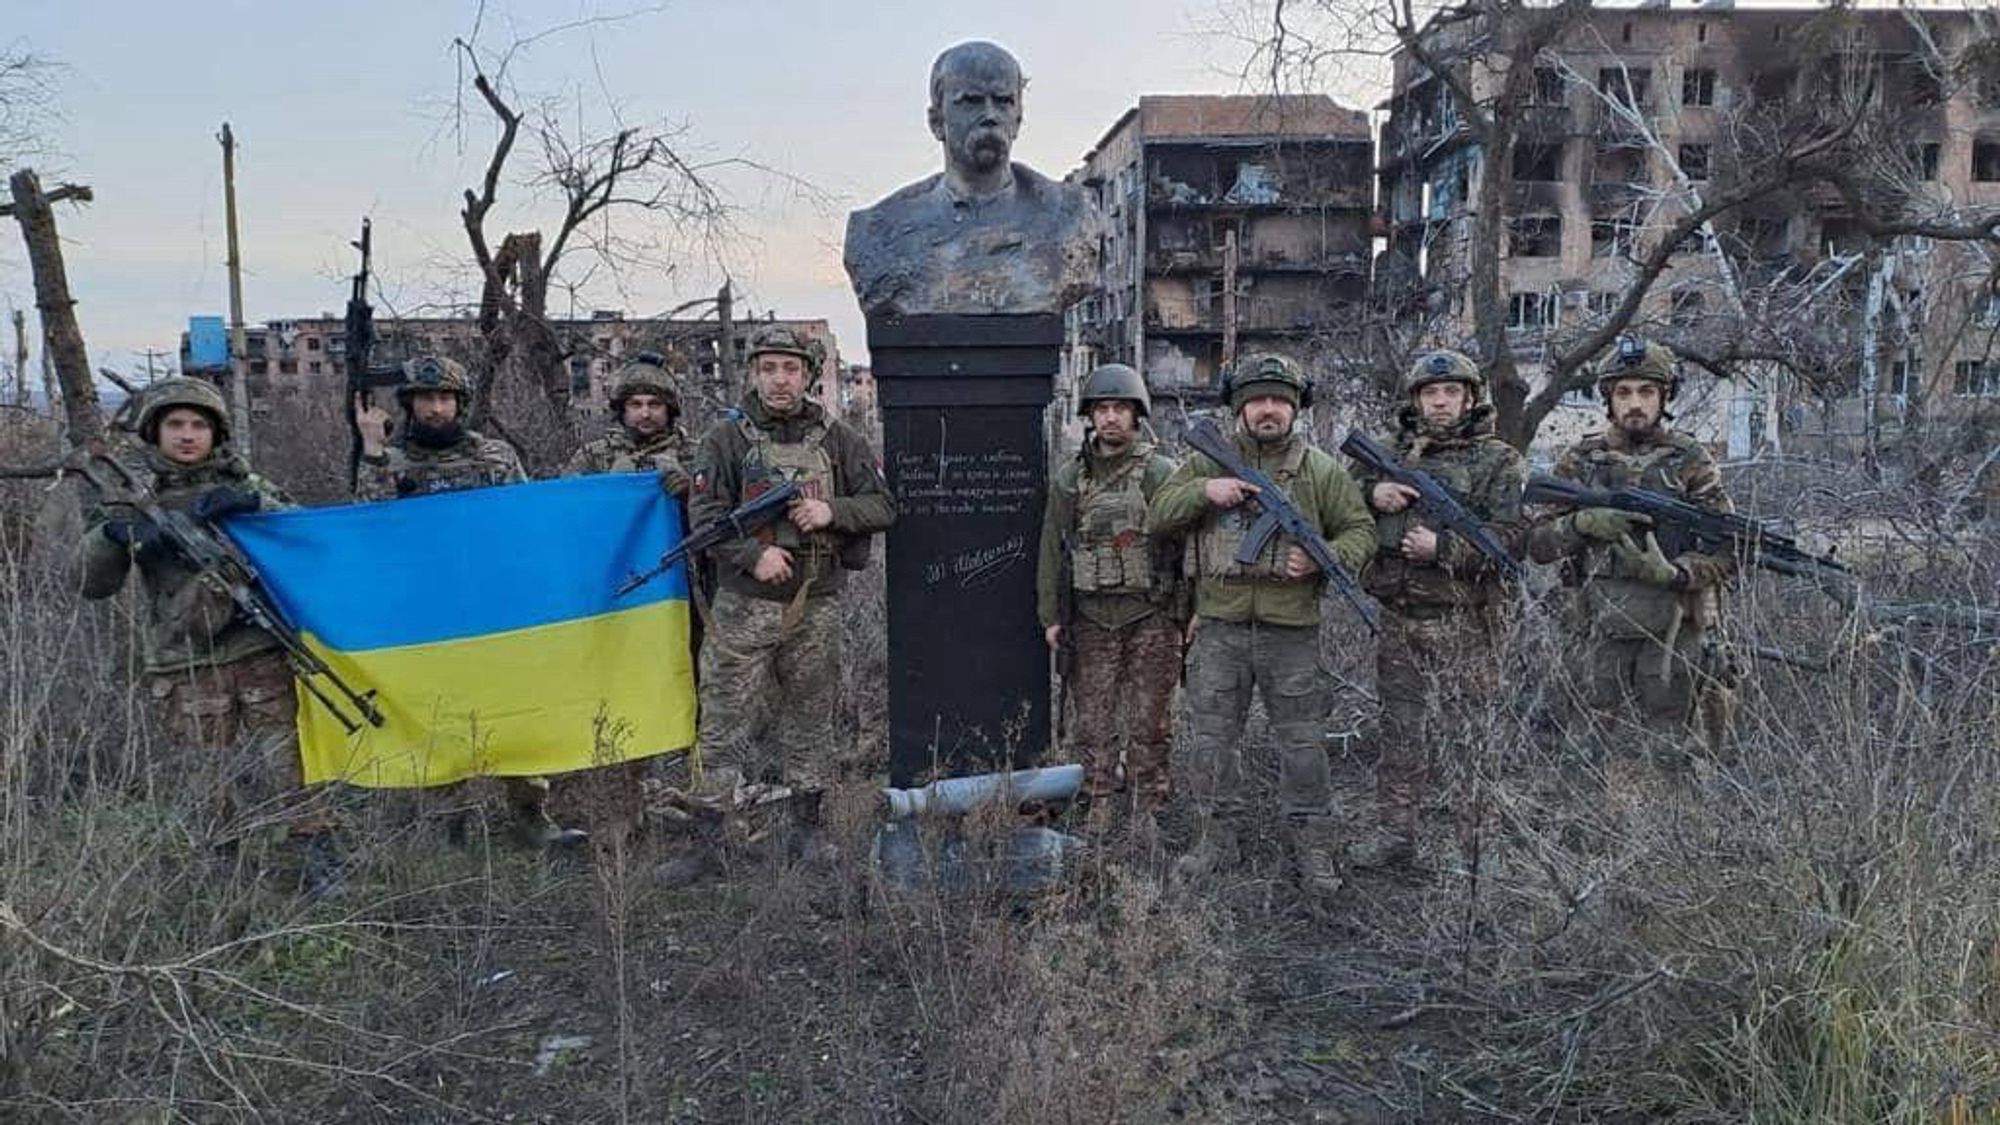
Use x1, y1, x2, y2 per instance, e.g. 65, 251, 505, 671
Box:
141, 346, 171, 383
715, 280, 735, 399
9, 308, 25, 405
220, 123, 253, 455
3, 169, 99, 445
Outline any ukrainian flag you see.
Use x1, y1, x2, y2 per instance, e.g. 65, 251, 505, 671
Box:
225, 474, 695, 788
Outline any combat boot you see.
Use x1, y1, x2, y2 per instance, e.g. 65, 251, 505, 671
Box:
783, 790, 839, 870
510, 810, 590, 851
654, 808, 727, 888
1287, 817, 1344, 900
1172, 813, 1240, 881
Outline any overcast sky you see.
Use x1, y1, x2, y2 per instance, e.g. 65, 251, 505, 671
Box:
4, 0, 1297, 375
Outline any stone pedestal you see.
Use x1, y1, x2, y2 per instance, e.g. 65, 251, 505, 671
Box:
868, 313, 1058, 787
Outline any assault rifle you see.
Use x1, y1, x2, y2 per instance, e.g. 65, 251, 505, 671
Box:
1522, 475, 1847, 580
73, 449, 384, 734
343, 219, 405, 489
1183, 418, 1379, 633
615, 480, 802, 597
1339, 430, 1522, 581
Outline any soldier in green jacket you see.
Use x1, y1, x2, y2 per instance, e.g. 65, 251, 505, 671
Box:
1035, 364, 1188, 838
1526, 337, 1735, 758
76, 378, 339, 893
1146, 353, 1375, 897
1347, 350, 1526, 870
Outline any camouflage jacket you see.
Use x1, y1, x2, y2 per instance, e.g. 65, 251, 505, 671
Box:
1147, 426, 1375, 629
1526, 425, 1734, 638
76, 447, 292, 675
355, 429, 527, 500
690, 394, 896, 603
562, 425, 692, 496
1035, 437, 1187, 632
1351, 405, 1526, 613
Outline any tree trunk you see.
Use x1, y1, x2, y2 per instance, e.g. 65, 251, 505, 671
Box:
6, 169, 100, 446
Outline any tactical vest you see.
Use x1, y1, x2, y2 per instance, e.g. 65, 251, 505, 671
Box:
392, 433, 515, 497
594, 430, 685, 474
738, 413, 836, 566
1188, 439, 1310, 581
1070, 446, 1154, 594
1568, 434, 1714, 637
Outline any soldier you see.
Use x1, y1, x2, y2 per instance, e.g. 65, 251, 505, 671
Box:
659, 323, 895, 884
76, 378, 340, 894
1146, 353, 1375, 896
562, 351, 692, 492
354, 355, 583, 848
1035, 363, 1187, 838
1525, 337, 1734, 756
1346, 351, 1526, 870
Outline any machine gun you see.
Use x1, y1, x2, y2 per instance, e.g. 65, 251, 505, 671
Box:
73, 449, 384, 734
1339, 430, 1522, 581
1522, 475, 1847, 581
1184, 418, 1379, 633
343, 219, 406, 489
615, 480, 802, 597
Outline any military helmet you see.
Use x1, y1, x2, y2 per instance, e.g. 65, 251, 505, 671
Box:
745, 323, 824, 381
396, 355, 472, 404
609, 352, 681, 413
137, 377, 231, 444
1076, 363, 1151, 418
1595, 335, 1679, 401
1404, 350, 1485, 400
1221, 351, 1314, 410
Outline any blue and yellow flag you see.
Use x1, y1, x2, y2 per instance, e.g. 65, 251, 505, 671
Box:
226, 474, 695, 788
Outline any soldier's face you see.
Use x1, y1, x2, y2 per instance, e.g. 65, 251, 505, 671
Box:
929, 60, 1022, 175
156, 408, 215, 464
1240, 394, 1296, 441
408, 389, 461, 427
1416, 381, 1471, 427
1609, 379, 1664, 432
1090, 400, 1137, 447
752, 354, 809, 413
622, 392, 671, 437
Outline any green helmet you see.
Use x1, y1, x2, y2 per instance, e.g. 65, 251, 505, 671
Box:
396, 355, 472, 405
1595, 335, 1679, 401
1223, 352, 1313, 410
1404, 350, 1484, 400
137, 377, 231, 444
1076, 363, 1151, 418
609, 352, 681, 413
745, 323, 825, 382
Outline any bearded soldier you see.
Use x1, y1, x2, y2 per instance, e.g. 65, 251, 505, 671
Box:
1526, 337, 1734, 756
1035, 364, 1186, 838
76, 378, 340, 894
1346, 351, 1525, 869
656, 324, 895, 884
562, 351, 692, 492
1146, 353, 1375, 897
354, 355, 583, 847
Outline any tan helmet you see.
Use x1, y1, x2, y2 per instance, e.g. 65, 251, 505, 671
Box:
1221, 351, 1313, 410
745, 323, 825, 382
1595, 335, 1679, 401
1076, 363, 1151, 418
609, 352, 681, 414
1404, 350, 1485, 401
395, 355, 472, 405
137, 377, 232, 444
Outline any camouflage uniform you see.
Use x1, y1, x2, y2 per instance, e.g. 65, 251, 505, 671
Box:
563, 425, 692, 487
1526, 341, 1735, 756
1035, 367, 1187, 816
689, 386, 895, 794
75, 382, 326, 841
1146, 356, 1375, 885
1349, 353, 1526, 864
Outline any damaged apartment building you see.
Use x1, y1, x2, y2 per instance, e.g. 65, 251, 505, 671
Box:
1380, 2, 2000, 455
1065, 95, 1375, 402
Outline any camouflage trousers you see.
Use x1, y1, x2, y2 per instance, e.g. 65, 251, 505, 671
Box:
1576, 626, 1732, 760
148, 650, 334, 838
1065, 617, 1182, 810
696, 588, 840, 793
1183, 618, 1332, 820
1373, 606, 1501, 837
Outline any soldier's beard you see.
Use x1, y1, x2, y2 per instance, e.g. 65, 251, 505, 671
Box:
624, 418, 666, 440
407, 418, 465, 449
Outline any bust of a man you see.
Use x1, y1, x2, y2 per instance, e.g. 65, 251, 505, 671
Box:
844, 41, 1100, 317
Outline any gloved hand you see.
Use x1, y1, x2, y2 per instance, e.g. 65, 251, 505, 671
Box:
659, 465, 692, 499
1612, 530, 1686, 588
191, 485, 263, 522
1570, 507, 1651, 543
103, 517, 165, 556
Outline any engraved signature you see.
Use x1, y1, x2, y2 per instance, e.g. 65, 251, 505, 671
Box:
923, 533, 1028, 589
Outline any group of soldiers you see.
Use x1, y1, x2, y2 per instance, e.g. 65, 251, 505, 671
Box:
81, 312, 1728, 901
1038, 338, 1729, 897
